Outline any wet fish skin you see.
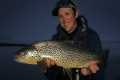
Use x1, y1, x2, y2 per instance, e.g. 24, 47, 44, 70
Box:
15, 41, 103, 69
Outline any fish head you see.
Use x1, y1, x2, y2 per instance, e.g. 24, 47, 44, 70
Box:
15, 47, 41, 65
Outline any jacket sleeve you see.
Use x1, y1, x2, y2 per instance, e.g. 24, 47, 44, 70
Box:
88, 29, 103, 53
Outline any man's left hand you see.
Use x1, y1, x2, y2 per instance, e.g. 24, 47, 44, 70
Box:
80, 61, 100, 76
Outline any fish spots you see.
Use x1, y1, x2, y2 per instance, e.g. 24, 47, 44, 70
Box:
15, 41, 102, 68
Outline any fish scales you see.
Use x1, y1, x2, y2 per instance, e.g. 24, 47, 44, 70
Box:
15, 41, 103, 68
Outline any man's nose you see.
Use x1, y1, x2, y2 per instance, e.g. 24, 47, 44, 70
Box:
63, 17, 69, 21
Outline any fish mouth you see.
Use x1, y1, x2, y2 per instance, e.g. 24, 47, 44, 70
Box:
15, 56, 38, 65
15, 52, 38, 65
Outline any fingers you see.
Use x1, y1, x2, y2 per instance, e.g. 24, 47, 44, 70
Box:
89, 62, 99, 73
46, 58, 56, 67
80, 61, 100, 76
80, 68, 90, 76
37, 58, 56, 68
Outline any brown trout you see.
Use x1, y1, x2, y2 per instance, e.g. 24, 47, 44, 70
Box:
15, 41, 103, 68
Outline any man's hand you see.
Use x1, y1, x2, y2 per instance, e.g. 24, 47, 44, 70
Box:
45, 58, 56, 67
37, 58, 56, 72
80, 61, 100, 76
38, 58, 100, 76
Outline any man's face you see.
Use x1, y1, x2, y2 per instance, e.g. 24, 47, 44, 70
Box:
58, 7, 77, 32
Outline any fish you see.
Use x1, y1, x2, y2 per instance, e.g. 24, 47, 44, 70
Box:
15, 41, 103, 69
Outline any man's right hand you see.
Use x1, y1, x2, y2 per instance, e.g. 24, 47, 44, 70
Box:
37, 58, 56, 72
40, 58, 56, 68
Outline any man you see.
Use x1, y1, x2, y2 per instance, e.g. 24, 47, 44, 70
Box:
39, 0, 104, 80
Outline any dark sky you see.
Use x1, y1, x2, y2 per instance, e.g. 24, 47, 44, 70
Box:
0, 0, 120, 80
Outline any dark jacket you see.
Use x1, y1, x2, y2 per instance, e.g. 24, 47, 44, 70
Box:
45, 16, 103, 80
52, 16, 102, 53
